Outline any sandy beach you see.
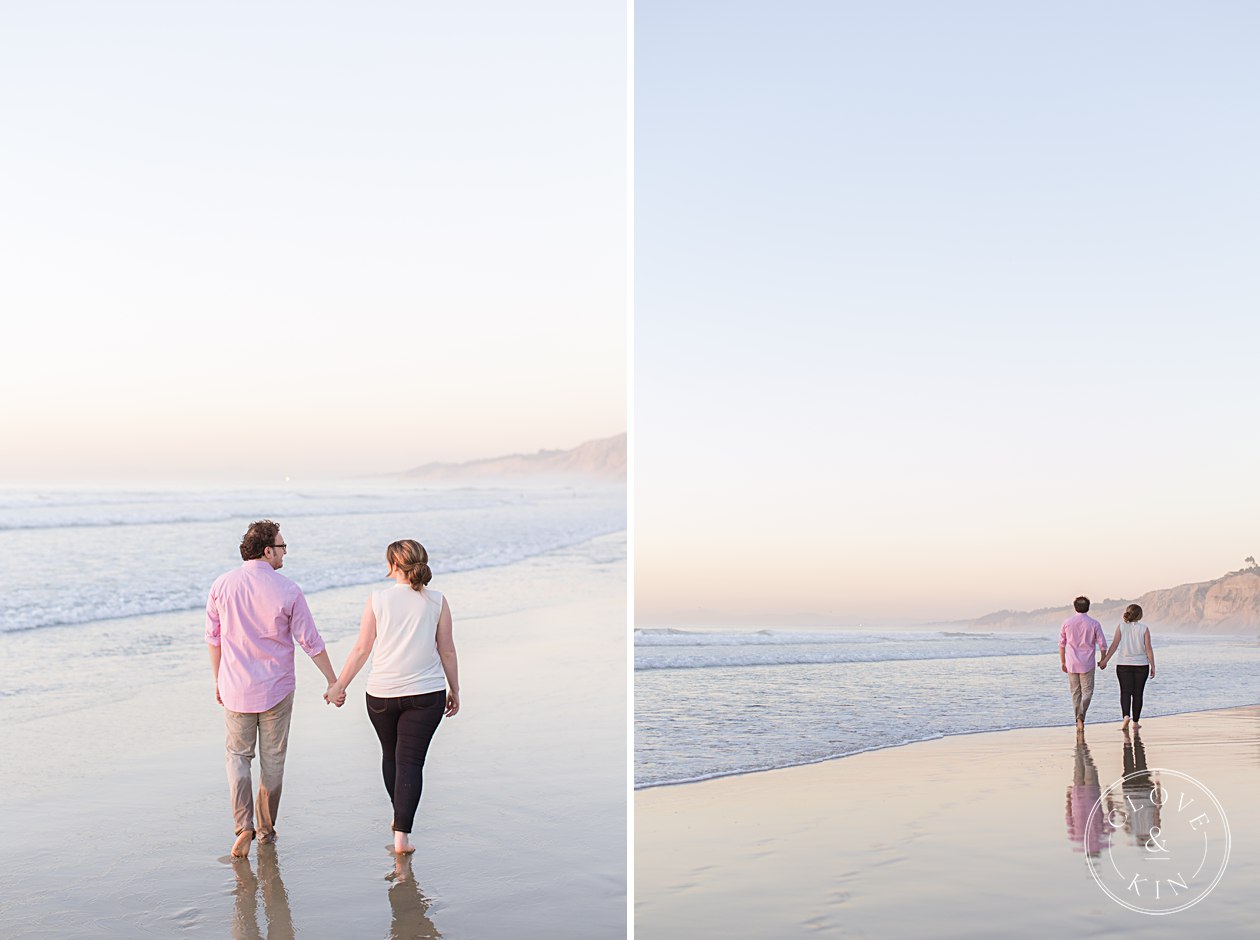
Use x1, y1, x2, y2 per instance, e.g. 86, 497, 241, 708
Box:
636, 706, 1260, 938
0, 534, 626, 939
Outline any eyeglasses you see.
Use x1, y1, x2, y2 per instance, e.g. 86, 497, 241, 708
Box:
270, 543, 287, 551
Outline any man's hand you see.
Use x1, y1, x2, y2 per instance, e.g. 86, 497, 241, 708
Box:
216, 683, 223, 706
1061, 664, 1068, 674
324, 683, 346, 707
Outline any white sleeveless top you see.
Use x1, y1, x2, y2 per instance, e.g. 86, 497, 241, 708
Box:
365, 584, 447, 697
1113, 621, 1150, 666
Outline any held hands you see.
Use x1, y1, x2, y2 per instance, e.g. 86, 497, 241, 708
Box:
324, 682, 347, 707
1098, 657, 1108, 670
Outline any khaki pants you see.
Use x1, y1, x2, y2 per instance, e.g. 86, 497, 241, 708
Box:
1067, 669, 1096, 721
224, 692, 294, 837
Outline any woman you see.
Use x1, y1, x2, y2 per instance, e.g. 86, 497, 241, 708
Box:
1099, 603, 1155, 730
327, 539, 460, 854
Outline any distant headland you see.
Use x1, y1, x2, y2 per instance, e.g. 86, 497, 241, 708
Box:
387, 433, 626, 483
960, 563, 1260, 634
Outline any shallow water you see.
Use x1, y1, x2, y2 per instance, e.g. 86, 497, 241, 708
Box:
0, 482, 623, 725
0, 482, 624, 633
634, 627, 1260, 787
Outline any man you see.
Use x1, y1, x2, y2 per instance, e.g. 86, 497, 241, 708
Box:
207, 519, 339, 858
1059, 595, 1108, 732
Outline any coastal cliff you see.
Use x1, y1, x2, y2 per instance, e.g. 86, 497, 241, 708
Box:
969, 568, 1260, 634
396, 433, 626, 482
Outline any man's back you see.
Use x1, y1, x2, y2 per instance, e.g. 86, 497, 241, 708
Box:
1060, 612, 1104, 673
207, 560, 324, 712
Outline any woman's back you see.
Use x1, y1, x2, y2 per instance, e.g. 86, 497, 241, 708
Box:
367, 583, 448, 696
1113, 621, 1150, 666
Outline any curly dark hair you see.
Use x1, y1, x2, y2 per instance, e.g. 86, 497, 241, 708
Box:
240, 520, 281, 561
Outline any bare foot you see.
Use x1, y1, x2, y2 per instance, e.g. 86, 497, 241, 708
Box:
393, 833, 416, 855
232, 830, 255, 858
1121, 717, 1130, 731
258, 830, 276, 846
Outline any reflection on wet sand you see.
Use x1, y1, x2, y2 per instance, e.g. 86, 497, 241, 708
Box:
386, 855, 442, 940
1064, 738, 1108, 856
1119, 728, 1161, 846
1064, 729, 1165, 862
230, 847, 294, 940
224, 848, 441, 939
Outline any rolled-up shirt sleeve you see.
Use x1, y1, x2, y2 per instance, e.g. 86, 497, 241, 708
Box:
1058, 623, 1067, 649
289, 589, 326, 657
205, 585, 222, 647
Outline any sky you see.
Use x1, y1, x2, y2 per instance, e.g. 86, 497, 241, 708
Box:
635, 2, 1260, 623
0, 2, 626, 482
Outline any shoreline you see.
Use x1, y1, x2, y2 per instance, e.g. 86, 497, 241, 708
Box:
0, 527, 627, 639
636, 705, 1260, 938
635, 698, 1260, 791
1, 530, 626, 738
1, 533, 627, 939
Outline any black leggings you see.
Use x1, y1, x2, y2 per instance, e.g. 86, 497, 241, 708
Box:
366, 691, 445, 834
1115, 665, 1150, 722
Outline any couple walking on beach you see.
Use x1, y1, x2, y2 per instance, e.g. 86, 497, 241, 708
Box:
206, 520, 460, 859
1059, 596, 1156, 733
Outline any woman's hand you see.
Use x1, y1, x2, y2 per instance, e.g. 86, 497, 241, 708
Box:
445, 690, 460, 717
324, 682, 347, 707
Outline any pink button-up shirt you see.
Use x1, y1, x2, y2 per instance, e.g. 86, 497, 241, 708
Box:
206, 560, 326, 713
1059, 612, 1107, 674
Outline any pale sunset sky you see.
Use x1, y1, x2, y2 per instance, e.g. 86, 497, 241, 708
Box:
0, 3, 626, 482
636, 2, 1260, 623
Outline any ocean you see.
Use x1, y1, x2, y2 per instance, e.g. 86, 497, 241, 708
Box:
0, 482, 625, 725
634, 627, 1260, 788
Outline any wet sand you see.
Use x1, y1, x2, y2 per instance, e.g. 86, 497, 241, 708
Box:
0, 535, 626, 939
636, 706, 1260, 938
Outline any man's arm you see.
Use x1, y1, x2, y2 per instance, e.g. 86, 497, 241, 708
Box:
208, 644, 223, 705
206, 585, 223, 705
288, 590, 339, 694
310, 650, 338, 686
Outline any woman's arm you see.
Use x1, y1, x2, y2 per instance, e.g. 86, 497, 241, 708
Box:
436, 595, 460, 716
1101, 626, 1121, 667
327, 597, 377, 705
1144, 628, 1155, 679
